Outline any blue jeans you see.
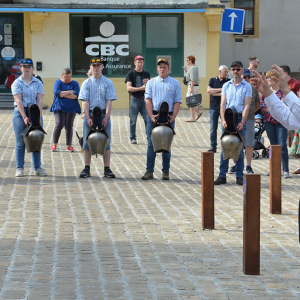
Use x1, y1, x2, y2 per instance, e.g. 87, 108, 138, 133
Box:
130, 96, 148, 140
13, 107, 43, 170
219, 116, 246, 178
146, 115, 175, 172
210, 109, 220, 149
264, 122, 289, 173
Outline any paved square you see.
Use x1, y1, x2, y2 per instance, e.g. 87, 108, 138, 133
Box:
0, 109, 299, 299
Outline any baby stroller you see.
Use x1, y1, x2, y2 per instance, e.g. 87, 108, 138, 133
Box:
253, 114, 269, 159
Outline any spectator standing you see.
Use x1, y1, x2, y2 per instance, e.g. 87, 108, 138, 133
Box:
260, 70, 289, 178
280, 65, 300, 97
125, 55, 150, 144
207, 65, 230, 152
183, 55, 201, 122
248, 56, 259, 73
50, 68, 81, 152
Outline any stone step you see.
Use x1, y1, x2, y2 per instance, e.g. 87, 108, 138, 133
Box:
0, 94, 14, 109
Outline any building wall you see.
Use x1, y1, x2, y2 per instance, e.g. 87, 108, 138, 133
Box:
26, 11, 215, 108
219, 0, 300, 73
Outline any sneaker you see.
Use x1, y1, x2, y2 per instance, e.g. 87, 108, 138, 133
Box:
15, 168, 24, 177
104, 168, 116, 178
35, 168, 47, 177
67, 146, 74, 152
80, 168, 91, 178
142, 170, 154, 180
246, 166, 254, 174
131, 138, 137, 144
162, 171, 169, 180
284, 172, 290, 178
228, 165, 236, 174
207, 147, 216, 153
51, 144, 57, 152
236, 177, 243, 185
214, 177, 227, 185
266, 172, 270, 176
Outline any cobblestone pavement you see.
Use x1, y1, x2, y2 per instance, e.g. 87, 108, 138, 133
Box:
0, 109, 299, 300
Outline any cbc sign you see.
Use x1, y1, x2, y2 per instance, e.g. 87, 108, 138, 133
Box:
85, 21, 129, 56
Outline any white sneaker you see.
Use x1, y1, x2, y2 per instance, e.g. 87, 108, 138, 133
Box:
35, 168, 47, 177
15, 168, 24, 177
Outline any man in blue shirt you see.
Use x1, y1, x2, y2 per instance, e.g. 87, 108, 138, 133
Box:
142, 59, 182, 180
214, 61, 252, 186
78, 58, 117, 179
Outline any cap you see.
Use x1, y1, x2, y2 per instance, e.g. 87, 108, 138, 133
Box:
157, 58, 169, 66
134, 55, 144, 61
20, 58, 33, 66
231, 61, 243, 68
243, 68, 252, 76
90, 57, 103, 65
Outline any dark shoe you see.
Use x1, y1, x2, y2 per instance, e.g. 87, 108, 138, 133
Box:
142, 170, 153, 180
104, 168, 116, 178
236, 177, 243, 185
207, 147, 216, 153
214, 177, 227, 185
162, 171, 169, 180
80, 168, 91, 178
246, 166, 254, 174
228, 165, 236, 174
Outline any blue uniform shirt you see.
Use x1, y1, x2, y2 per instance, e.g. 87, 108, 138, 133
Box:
145, 76, 182, 112
11, 76, 44, 107
222, 78, 252, 113
79, 75, 117, 110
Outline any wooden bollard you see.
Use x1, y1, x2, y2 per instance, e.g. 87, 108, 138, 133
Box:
298, 199, 300, 243
243, 174, 260, 275
269, 145, 281, 214
201, 152, 214, 229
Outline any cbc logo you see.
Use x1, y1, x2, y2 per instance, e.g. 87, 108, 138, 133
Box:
85, 21, 129, 56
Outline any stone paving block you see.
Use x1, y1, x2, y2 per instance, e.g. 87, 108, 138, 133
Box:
0, 110, 299, 298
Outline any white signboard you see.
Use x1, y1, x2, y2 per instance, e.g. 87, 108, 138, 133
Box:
4, 24, 12, 35
4, 35, 12, 46
1, 46, 15, 60
85, 21, 129, 57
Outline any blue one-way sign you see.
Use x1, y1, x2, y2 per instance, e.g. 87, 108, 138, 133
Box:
221, 8, 245, 34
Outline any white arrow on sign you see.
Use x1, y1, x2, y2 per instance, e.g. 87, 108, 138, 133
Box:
229, 12, 238, 30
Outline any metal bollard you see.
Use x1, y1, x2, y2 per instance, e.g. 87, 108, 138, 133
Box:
243, 174, 260, 275
201, 152, 214, 229
269, 145, 281, 214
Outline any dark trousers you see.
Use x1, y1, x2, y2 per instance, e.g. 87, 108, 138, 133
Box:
53, 111, 76, 145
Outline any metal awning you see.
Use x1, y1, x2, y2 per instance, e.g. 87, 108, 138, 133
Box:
0, 3, 223, 13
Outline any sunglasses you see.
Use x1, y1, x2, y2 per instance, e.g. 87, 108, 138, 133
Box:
158, 59, 168, 63
231, 68, 241, 72
243, 75, 251, 79
91, 59, 101, 63
21, 59, 33, 65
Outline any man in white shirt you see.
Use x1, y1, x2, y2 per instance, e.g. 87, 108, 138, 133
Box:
251, 65, 300, 130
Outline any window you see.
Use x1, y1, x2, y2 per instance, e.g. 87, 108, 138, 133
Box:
234, 0, 255, 35
70, 14, 183, 77
0, 13, 24, 91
